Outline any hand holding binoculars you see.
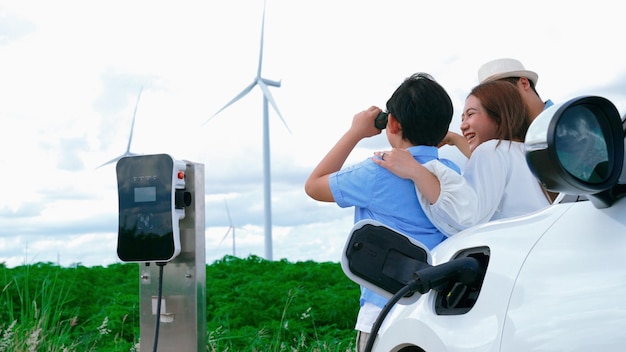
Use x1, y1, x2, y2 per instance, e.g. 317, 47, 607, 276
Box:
375, 112, 388, 130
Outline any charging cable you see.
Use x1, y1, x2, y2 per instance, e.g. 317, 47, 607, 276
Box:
364, 283, 413, 352
153, 262, 166, 352
364, 257, 481, 352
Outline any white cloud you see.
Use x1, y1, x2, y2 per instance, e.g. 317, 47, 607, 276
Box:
1, 0, 626, 267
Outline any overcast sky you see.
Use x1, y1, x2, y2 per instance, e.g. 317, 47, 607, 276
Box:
2, 0, 626, 267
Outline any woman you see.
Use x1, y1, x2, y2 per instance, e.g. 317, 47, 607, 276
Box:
372, 80, 550, 235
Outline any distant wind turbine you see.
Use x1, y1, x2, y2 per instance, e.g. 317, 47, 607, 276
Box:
96, 87, 143, 169
217, 200, 240, 256
202, 0, 289, 261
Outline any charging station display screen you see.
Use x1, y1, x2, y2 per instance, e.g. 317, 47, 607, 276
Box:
134, 187, 156, 202
116, 154, 176, 262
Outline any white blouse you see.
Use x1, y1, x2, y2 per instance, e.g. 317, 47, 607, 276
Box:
417, 139, 550, 236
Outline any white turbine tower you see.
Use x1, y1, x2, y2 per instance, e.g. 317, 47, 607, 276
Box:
97, 87, 143, 169
203, 0, 289, 261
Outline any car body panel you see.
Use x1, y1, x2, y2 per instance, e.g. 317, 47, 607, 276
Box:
375, 197, 626, 351
501, 197, 626, 351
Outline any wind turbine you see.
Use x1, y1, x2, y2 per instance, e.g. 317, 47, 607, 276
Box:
203, 0, 289, 261
217, 200, 239, 256
96, 87, 143, 169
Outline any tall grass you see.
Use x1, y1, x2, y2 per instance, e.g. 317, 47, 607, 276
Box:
1, 257, 358, 351
0, 265, 78, 351
0, 264, 136, 351
204, 256, 358, 351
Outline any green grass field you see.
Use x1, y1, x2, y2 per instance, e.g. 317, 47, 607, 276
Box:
0, 255, 360, 351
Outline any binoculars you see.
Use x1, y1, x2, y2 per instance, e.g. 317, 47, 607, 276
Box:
375, 112, 388, 130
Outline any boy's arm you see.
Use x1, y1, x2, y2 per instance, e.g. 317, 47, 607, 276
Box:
305, 106, 382, 202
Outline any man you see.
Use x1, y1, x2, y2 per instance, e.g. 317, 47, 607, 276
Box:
478, 58, 579, 203
477, 57, 554, 120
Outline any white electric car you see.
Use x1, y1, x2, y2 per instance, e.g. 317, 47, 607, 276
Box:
342, 95, 626, 352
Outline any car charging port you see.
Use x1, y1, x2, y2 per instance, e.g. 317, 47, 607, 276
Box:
434, 247, 490, 315
363, 247, 489, 352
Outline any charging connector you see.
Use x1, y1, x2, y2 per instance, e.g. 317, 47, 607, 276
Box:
364, 257, 481, 352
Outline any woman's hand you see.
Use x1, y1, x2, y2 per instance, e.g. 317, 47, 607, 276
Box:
372, 148, 420, 180
372, 148, 442, 204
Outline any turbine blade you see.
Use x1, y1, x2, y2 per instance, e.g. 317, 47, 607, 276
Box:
125, 87, 143, 154
258, 80, 292, 134
224, 199, 234, 226
217, 227, 233, 247
257, 0, 267, 78
261, 77, 281, 87
96, 87, 143, 169
96, 156, 121, 170
202, 80, 258, 126
95, 152, 138, 169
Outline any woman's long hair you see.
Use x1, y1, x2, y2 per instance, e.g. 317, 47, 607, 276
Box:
469, 80, 531, 142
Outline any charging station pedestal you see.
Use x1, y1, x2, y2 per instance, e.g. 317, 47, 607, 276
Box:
116, 155, 206, 351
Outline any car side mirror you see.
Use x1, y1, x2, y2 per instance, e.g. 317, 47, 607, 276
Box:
525, 96, 624, 208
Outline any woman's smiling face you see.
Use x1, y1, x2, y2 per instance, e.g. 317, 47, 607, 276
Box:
460, 94, 499, 152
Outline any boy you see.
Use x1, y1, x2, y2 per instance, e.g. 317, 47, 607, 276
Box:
304, 72, 459, 351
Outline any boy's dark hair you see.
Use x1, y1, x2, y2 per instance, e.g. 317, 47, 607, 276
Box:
385, 72, 453, 146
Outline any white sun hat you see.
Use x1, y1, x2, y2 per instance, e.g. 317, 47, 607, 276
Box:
478, 58, 539, 85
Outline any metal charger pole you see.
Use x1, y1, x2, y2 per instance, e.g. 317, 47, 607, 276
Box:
137, 161, 206, 351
